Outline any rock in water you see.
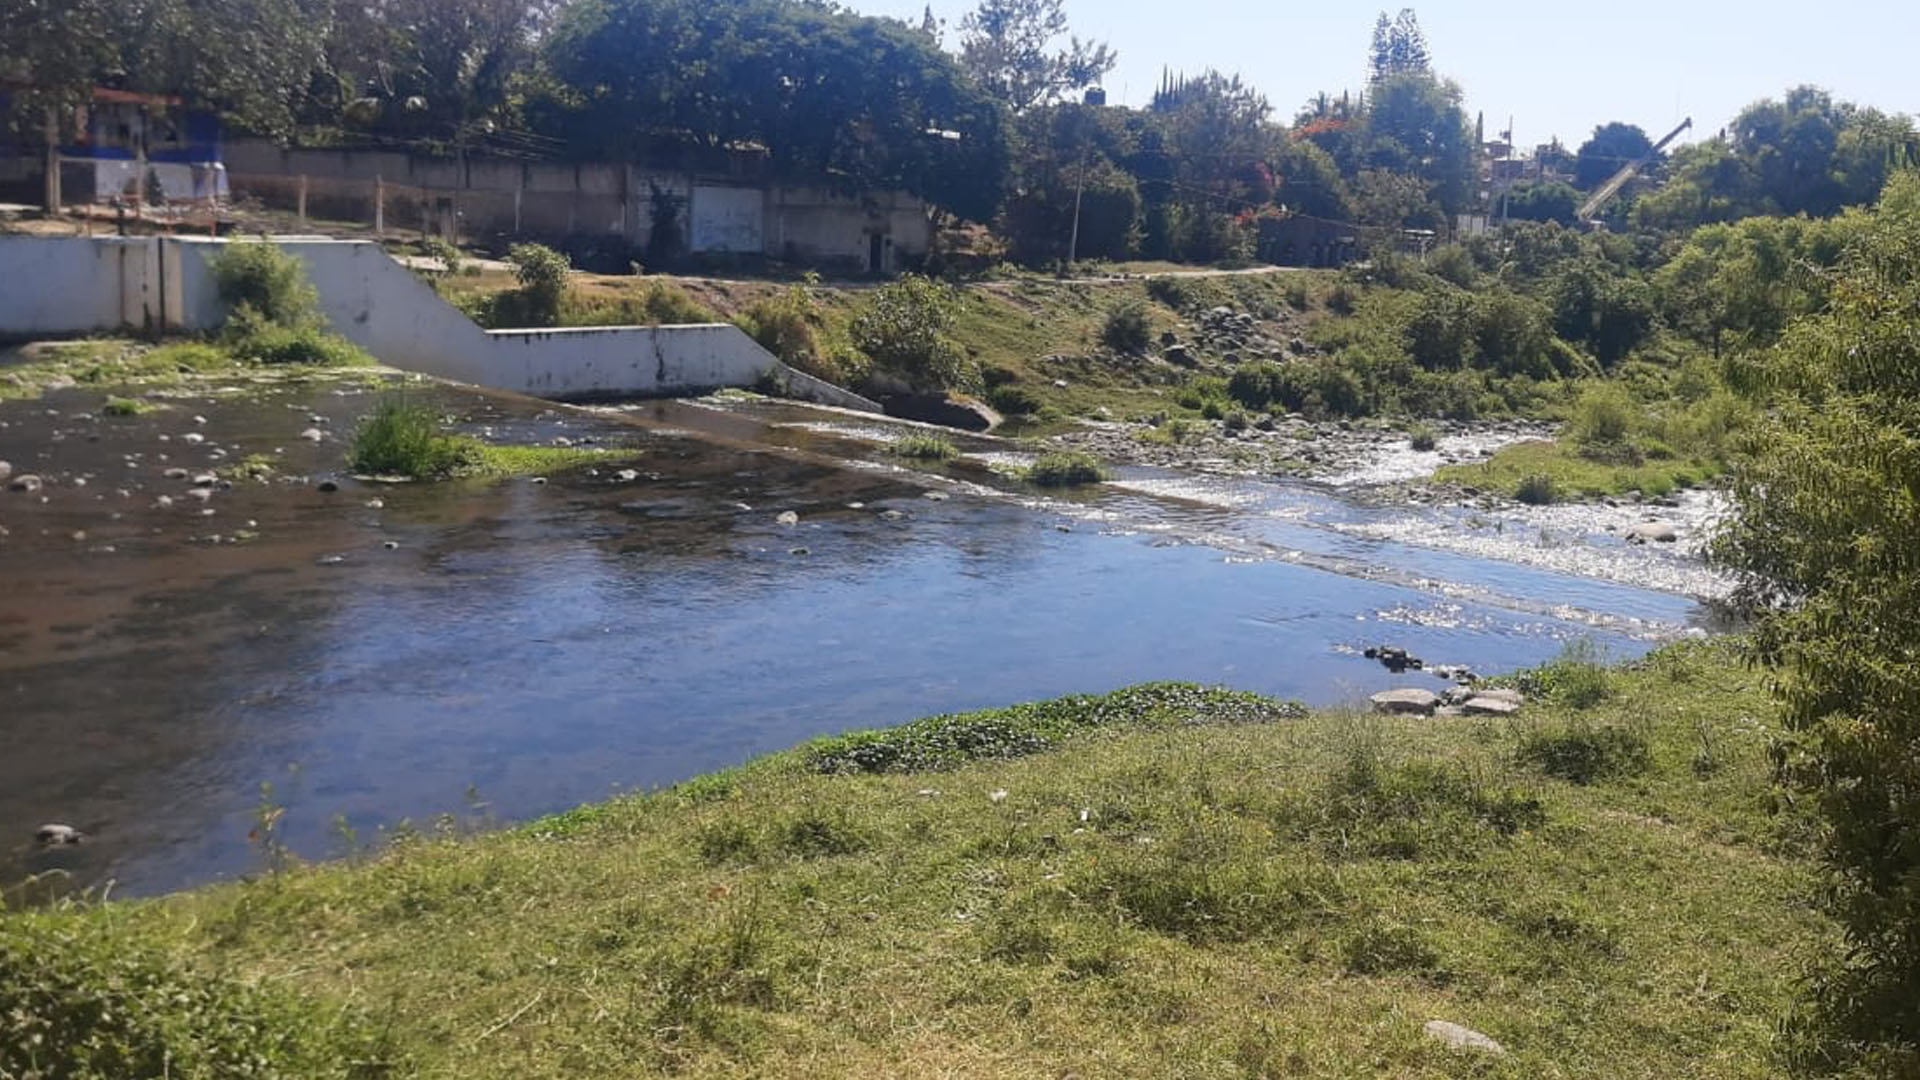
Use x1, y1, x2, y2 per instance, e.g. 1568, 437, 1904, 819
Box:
35, 824, 81, 847
1423, 1020, 1505, 1056
8, 474, 42, 493
776, 510, 800, 526
1624, 520, 1678, 544
1370, 688, 1439, 716
299, 428, 326, 443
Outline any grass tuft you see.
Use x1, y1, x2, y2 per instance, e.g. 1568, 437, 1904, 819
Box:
1024, 451, 1107, 487
891, 433, 959, 460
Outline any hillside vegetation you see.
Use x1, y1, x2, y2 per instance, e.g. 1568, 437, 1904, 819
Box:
2, 643, 1831, 1078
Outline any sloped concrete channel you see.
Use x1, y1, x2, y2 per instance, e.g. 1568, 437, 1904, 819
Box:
1, 378, 1710, 895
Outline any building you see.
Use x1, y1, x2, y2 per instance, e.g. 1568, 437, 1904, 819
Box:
0, 88, 228, 208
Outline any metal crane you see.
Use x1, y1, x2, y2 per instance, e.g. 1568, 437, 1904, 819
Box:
1576, 116, 1693, 225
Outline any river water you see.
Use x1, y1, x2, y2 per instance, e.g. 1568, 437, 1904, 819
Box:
0, 378, 1721, 895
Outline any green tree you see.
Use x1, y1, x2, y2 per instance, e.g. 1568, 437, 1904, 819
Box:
1574, 121, 1654, 190
1502, 181, 1580, 225
1367, 8, 1430, 84
1713, 172, 1920, 1072
850, 275, 978, 393
957, 0, 1114, 113
1362, 72, 1475, 215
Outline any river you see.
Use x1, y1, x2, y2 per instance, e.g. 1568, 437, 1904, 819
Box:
0, 377, 1721, 895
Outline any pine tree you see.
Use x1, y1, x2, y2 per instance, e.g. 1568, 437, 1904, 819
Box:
1368, 13, 1394, 83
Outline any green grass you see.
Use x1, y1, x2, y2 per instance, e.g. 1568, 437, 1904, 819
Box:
1435, 440, 1717, 502
0, 642, 1831, 1078
890, 433, 960, 461
100, 394, 157, 417
1024, 451, 1107, 487
348, 399, 636, 481
0, 336, 372, 405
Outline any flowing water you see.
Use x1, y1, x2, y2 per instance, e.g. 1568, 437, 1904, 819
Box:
1, 379, 1720, 895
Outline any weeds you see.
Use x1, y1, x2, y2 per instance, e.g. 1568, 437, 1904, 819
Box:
892, 433, 959, 460
100, 395, 155, 417
347, 400, 478, 480
1026, 451, 1106, 487
1517, 721, 1653, 784
1100, 301, 1153, 354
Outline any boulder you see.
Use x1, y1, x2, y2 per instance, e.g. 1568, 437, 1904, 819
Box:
881, 393, 1001, 433
1162, 345, 1197, 368
1624, 520, 1678, 545
299, 427, 327, 443
775, 510, 800, 526
1462, 696, 1522, 717
1474, 687, 1525, 706
1423, 1020, 1505, 1056
1371, 688, 1439, 716
8, 474, 42, 493
35, 823, 81, 847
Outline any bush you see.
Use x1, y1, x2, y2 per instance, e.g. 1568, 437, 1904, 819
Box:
1524, 638, 1614, 708
1515, 473, 1558, 505
232, 325, 372, 367
1025, 451, 1106, 487
506, 243, 572, 327
348, 399, 479, 480
849, 275, 978, 393
893, 433, 958, 460
1325, 281, 1359, 315
1408, 423, 1438, 452
209, 240, 320, 330
1566, 381, 1637, 452
1517, 722, 1652, 784
101, 395, 153, 417
1100, 301, 1152, 354
0, 920, 387, 1079
986, 384, 1042, 416
735, 282, 866, 387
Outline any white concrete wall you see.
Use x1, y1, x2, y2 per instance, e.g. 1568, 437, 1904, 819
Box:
0, 236, 879, 411
0, 236, 160, 336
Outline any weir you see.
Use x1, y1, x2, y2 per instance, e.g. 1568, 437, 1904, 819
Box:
0, 235, 879, 411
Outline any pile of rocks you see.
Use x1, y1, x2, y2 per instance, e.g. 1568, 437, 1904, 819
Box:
1369, 685, 1525, 718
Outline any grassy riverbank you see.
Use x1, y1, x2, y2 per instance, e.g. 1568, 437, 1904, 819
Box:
1, 641, 1830, 1078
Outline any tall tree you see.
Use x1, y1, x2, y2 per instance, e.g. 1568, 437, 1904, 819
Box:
1573, 121, 1654, 190
957, 0, 1114, 112
1367, 7, 1430, 84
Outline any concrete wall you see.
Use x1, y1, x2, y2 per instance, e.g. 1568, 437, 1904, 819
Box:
223, 140, 932, 271
0, 235, 879, 411
0, 236, 161, 336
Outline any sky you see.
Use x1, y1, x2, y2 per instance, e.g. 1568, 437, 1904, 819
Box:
851, 0, 1919, 150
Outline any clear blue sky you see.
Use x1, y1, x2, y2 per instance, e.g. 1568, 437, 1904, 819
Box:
852, 0, 1917, 149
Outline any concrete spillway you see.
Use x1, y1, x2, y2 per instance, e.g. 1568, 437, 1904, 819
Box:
0, 234, 878, 411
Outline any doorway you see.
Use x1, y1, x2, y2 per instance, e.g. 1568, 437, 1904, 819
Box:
868, 232, 885, 274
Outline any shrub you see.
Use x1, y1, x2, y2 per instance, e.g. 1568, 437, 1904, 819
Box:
893, 433, 958, 460
1200, 398, 1226, 421
1223, 409, 1250, 432
101, 395, 153, 417
1566, 381, 1638, 452
849, 275, 978, 392
506, 243, 572, 327
1517, 722, 1652, 784
208, 240, 320, 330
1100, 301, 1152, 354
1515, 473, 1558, 505
1523, 637, 1614, 708
0, 920, 388, 1079
419, 236, 464, 278
232, 325, 371, 367
1325, 281, 1359, 314
1227, 362, 1289, 411
1025, 451, 1106, 487
1408, 423, 1438, 451
347, 399, 479, 480
986, 384, 1042, 416
1284, 279, 1312, 310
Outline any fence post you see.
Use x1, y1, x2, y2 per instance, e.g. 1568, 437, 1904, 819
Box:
374, 175, 385, 237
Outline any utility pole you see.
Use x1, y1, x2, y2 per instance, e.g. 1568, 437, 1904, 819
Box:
1067, 148, 1086, 270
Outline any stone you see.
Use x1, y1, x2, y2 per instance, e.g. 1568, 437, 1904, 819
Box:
35, 824, 81, 847
530, 477, 548, 485
181, 432, 205, 445
1371, 688, 1440, 716
154, 494, 174, 508
615, 469, 639, 482
163, 467, 190, 479
365, 498, 385, 509
922, 491, 949, 501
1162, 344, 1197, 367
383, 540, 401, 550
8, 474, 42, 493
776, 510, 800, 526
185, 487, 213, 503
878, 509, 908, 522
0, 461, 9, 481
1625, 520, 1678, 544
1423, 1020, 1505, 1057
1462, 696, 1522, 717
1474, 687, 1525, 706
191, 474, 217, 488
299, 428, 326, 442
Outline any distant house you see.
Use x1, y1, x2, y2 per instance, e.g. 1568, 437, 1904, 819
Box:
0, 87, 228, 207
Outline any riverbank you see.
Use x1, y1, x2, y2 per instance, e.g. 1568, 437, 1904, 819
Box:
2, 641, 1828, 1078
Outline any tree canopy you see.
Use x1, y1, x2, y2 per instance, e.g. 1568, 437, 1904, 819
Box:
1574, 122, 1654, 190
957, 0, 1114, 113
